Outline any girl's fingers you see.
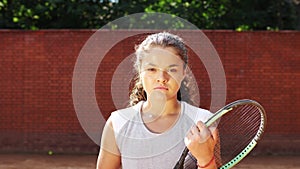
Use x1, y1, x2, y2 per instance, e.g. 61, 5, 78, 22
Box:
196, 121, 206, 130
190, 125, 200, 135
186, 121, 215, 144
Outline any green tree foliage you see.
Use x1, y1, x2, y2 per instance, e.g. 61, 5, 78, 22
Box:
0, 0, 299, 30
223, 0, 299, 30
145, 0, 299, 30
0, 0, 123, 29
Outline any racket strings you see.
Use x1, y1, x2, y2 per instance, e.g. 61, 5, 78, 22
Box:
217, 104, 258, 130
214, 104, 262, 167
219, 108, 259, 142
218, 105, 260, 134
217, 122, 259, 162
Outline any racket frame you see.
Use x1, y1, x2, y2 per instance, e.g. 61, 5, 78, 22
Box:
173, 99, 267, 169
205, 99, 267, 169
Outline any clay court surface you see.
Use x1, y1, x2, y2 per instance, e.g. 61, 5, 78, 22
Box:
0, 154, 299, 169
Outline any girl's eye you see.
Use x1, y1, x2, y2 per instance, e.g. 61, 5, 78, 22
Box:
147, 68, 156, 72
168, 68, 178, 73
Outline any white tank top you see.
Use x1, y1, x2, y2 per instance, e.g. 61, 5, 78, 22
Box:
110, 101, 213, 169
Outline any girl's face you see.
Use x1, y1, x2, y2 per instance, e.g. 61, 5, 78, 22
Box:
139, 46, 186, 101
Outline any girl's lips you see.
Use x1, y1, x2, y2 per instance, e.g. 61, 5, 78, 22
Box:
154, 86, 168, 90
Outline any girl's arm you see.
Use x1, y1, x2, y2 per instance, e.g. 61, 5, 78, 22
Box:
96, 119, 121, 169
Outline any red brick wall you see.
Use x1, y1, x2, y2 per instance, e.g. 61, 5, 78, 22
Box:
0, 30, 299, 155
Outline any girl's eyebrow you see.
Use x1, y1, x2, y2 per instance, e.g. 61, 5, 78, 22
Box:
143, 63, 156, 67
144, 63, 180, 67
168, 64, 180, 67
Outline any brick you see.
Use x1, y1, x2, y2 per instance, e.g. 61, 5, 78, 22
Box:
0, 30, 299, 154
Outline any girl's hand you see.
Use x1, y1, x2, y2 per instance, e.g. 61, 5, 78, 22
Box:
184, 121, 217, 167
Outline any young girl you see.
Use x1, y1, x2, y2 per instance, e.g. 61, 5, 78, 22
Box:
97, 32, 218, 169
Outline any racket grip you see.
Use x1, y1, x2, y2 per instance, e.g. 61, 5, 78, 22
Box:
173, 147, 189, 169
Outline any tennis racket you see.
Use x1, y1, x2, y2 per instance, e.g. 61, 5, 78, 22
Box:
173, 99, 267, 169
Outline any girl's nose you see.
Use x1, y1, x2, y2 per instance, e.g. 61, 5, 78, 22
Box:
156, 70, 168, 83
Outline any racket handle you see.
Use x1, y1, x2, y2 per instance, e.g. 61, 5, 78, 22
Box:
173, 147, 189, 169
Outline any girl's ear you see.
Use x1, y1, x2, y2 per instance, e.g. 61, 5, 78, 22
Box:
178, 66, 187, 84
183, 66, 187, 77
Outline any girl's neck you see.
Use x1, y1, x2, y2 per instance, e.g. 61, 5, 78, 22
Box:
142, 99, 181, 117
141, 99, 181, 133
